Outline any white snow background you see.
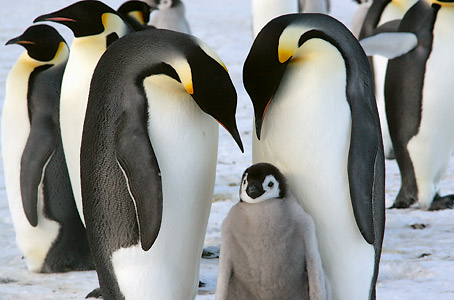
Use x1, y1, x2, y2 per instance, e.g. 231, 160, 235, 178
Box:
0, 0, 453, 299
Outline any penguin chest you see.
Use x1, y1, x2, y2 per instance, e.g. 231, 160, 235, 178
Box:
405, 7, 454, 205
256, 39, 353, 213
417, 7, 454, 142
253, 39, 375, 299
2, 60, 59, 272
59, 40, 106, 219
110, 77, 219, 300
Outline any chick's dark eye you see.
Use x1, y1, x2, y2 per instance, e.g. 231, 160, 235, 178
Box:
243, 179, 247, 185
268, 182, 274, 188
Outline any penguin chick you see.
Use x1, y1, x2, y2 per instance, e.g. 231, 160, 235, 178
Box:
117, 0, 157, 31
216, 163, 329, 300
147, 0, 191, 33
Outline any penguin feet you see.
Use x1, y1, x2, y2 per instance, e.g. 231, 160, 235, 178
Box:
384, 148, 395, 160
86, 287, 102, 299
390, 196, 415, 209
201, 246, 220, 259
429, 195, 454, 211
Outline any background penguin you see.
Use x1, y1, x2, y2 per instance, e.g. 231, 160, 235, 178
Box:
243, 14, 385, 300
117, 0, 157, 31
216, 163, 329, 300
146, 0, 191, 33
359, 0, 418, 159
385, 0, 454, 210
80, 28, 243, 299
2, 24, 93, 273
34, 0, 134, 224
251, 0, 330, 36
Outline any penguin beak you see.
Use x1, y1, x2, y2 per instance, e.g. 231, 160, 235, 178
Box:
246, 183, 264, 199
218, 120, 244, 153
34, 15, 76, 24
5, 35, 36, 47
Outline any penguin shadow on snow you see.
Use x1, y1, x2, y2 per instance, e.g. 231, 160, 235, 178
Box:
216, 163, 330, 300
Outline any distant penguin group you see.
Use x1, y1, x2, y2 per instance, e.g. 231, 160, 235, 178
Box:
3, 0, 454, 299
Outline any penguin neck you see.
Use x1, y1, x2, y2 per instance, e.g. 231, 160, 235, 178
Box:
380, 0, 418, 24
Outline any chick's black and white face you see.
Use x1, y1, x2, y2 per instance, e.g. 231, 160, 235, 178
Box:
240, 173, 281, 204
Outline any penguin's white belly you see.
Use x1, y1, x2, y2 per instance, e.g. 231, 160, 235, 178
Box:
2, 60, 59, 272
60, 40, 105, 223
111, 76, 218, 300
406, 8, 454, 209
253, 39, 374, 300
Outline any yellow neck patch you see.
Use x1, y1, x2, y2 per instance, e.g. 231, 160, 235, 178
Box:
428, 0, 454, 6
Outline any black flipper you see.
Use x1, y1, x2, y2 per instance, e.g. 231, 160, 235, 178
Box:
114, 101, 162, 251
20, 113, 58, 227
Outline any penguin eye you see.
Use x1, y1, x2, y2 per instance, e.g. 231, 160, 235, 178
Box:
243, 179, 247, 185
268, 181, 274, 188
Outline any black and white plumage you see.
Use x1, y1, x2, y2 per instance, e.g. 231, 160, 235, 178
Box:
358, 0, 418, 159
81, 28, 243, 299
2, 25, 93, 273
34, 0, 134, 224
216, 163, 329, 300
385, 0, 454, 210
117, 0, 157, 31
147, 0, 191, 34
243, 14, 385, 300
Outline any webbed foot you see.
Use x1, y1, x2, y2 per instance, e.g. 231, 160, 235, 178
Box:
86, 287, 102, 299
429, 195, 454, 211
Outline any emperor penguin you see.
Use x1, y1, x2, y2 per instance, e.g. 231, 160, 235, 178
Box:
147, 0, 191, 34
216, 163, 329, 300
359, 0, 418, 159
243, 14, 385, 300
117, 0, 157, 31
251, 0, 330, 36
34, 0, 134, 224
2, 25, 93, 273
385, 0, 454, 210
80, 28, 243, 299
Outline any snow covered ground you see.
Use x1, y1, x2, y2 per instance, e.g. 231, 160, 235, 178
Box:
0, 0, 453, 299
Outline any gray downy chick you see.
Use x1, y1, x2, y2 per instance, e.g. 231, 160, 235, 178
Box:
216, 163, 330, 300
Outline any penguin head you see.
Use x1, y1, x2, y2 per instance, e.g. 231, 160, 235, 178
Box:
117, 1, 156, 30
149, 0, 182, 9
34, 0, 131, 38
240, 163, 287, 204
243, 14, 359, 140
6, 24, 69, 64
153, 35, 244, 152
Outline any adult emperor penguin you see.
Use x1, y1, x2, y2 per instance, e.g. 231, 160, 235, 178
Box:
359, 0, 418, 159
80, 28, 243, 299
251, 0, 330, 36
385, 0, 454, 210
2, 25, 93, 273
147, 0, 191, 34
34, 0, 134, 223
216, 163, 329, 300
117, 0, 157, 31
243, 14, 385, 300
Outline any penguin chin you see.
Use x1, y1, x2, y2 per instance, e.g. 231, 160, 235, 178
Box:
240, 191, 272, 204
